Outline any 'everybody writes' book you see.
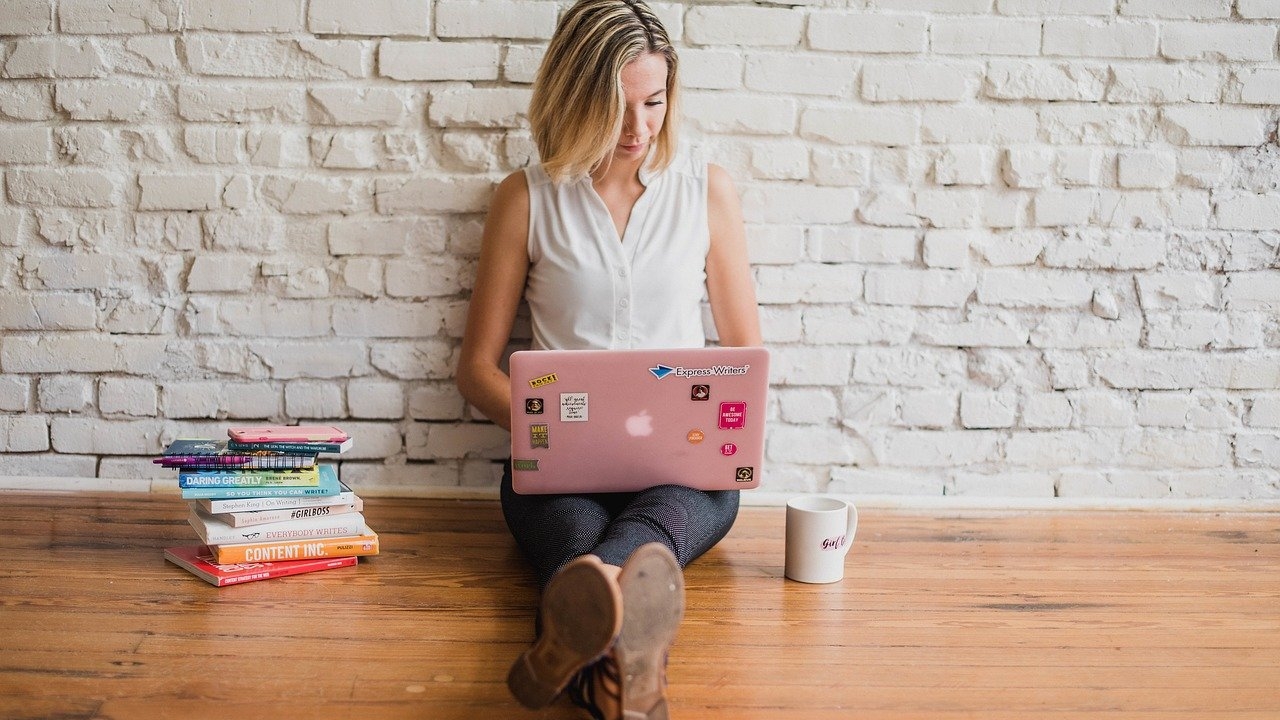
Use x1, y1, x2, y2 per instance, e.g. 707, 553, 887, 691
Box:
180, 464, 340, 500
177, 466, 321, 488
209, 524, 379, 564
213, 496, 363, 528
163, 545, 357, 587
188, 505, 367, 545
193, 479, 356, 514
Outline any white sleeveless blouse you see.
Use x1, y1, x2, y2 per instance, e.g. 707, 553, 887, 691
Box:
523, 148, 710, 351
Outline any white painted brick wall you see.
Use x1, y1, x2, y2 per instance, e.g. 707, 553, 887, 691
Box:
1, 2, 1277, 503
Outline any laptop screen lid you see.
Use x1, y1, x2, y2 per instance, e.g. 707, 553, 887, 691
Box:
508, 347, 770, 494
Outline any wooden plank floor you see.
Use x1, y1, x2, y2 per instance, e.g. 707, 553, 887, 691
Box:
0, 491, 1277, 720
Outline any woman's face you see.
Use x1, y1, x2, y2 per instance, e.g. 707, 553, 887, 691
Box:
613, 51, 668, 163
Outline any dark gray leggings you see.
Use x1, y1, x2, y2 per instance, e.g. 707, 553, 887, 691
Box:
499, 460, 740, 589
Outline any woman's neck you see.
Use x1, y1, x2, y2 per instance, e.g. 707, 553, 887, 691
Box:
590, 154, 644, 190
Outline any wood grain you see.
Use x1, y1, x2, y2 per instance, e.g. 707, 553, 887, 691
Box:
0, 491, 1276, 719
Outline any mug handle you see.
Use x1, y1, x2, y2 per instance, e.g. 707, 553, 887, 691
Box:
841, 502, 858, 557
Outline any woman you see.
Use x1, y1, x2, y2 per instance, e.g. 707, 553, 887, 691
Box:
455, 1, 761, 717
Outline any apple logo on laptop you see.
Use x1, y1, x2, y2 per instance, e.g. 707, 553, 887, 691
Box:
625, 410, 654, 437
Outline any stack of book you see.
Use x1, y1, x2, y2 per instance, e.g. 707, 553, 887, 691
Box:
159, 425, 379, 587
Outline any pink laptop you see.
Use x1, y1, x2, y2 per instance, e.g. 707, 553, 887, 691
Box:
508, 347, 770, 494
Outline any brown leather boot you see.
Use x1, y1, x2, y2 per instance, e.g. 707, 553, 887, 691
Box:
507, 554, 623, 709
569, 543, 684, 719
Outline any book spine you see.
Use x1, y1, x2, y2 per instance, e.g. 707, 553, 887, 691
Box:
223, 500, 362, 527
191, 512, 366, 546
178, 468, 320, 488
180, 484, 336, 500
200, 491, 355, 514
215, 556, 358, 586
226, 440, 346, 454
210, 532, 379, 564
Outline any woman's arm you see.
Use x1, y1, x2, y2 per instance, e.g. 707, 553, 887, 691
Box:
705, 163, 763, 347
455, 171, 531, 431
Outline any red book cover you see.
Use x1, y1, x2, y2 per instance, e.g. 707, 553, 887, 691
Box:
163, 545, 357, 587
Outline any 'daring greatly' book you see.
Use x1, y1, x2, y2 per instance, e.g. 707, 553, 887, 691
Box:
164, 545, 357, 587
177, 466, 321, 488
208, 524, 379, 564
179, 465, 340, 500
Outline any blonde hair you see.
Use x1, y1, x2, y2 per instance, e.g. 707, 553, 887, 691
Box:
529, 0, 680, 182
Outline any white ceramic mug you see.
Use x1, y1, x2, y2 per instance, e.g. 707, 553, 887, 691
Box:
784, 496, 858, 584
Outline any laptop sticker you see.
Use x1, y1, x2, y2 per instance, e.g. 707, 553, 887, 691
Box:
525, 398, 545, 414
736, 467, 754, 482
687, 429, 705, 444
721, 442, 737, 456
530, 424, 549, 449
529, 372, 559, 389
718, 402, 747, 430
561, 392, 588, 422
691, 384, 710, 401
513, 459, 539, 471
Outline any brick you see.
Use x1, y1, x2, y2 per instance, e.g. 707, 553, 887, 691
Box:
997, 0, 1114, 13
865, 268, 977, 307
0, 376, 29, 412
1, 415, 50, 452
1162, 106, 1272, 146
1108, 64, 1222, 103
0, 127, 53, 164
1238, 0, 1280, 17
952, 472, 1056, 497
59, 0, 180, 33
684, 93, 797, 135
1003, 146, 1055, 188
185, 0, 302, 31
1250, 396, 1280, 427
1162, 23, 1277, 61
4, 38, 110, 77
889, 0, 991, 10
1146, 312, 1263, 350
99, 378, 158, 416
1117, 150, 1177, 188
185, 256, 258, 293
1136, 272, 1218, 310
1, 0, 54, 34
979, 269, 1093, 307
985, 60, 1108, 101
371, 340, 454, 380
883, 430, 1000, 467
407, 422, 508, 460
0, 85, 55, 121
1236, 433, 1280, 468
50, 417, 165, 454
1235, 68, 1280, 105
308, 87, 409, 126
55, 80, 161, 121
1043, 19, 1159, 58
801, 106, 919, 145
281, 380, 343, 419
755, 264, 862, 304
386, 258, 467, 299
802, 306, 915, 345
1041, 105, 1156, 144
261, 176, 365, 215
770, 347, 853, 386
1119, 0, 1232, 17
862, 62, 979, 102
749, 141, 810, 181
922, 106, 1038, 144
428, 88, 530, 128
900, 391, 957, 428
379, 41, 500, 81
37, 376, 92, 413
917, 312, 1030, 348
1022, 392, 1074, 428
1, 336, 167, 374
809, 227, 916, 264
740, 185, 859, 224
309, 0, 429, 35
1223, 271, 1280, 310
502, 44, 546, 85
811, 147, 872, 187
348, 379, 405, 419
435, 0, 558, 40
330, 217, 444, 256
8, 169, 120, 208
922, 229, 972, 268
931, 18, 1042, 55
808, 13, 928, 53
179, 84, 306, 123
971, 230, 1047, 266
409, 383, 466, 420
686, 6, 804, 47
374, 176, 493, 214
745, 53, 856, 97
138, 173, 223, 211
1044, 229, 1166, 269
1215, 193, 1280, 231
0, 292, 96, 330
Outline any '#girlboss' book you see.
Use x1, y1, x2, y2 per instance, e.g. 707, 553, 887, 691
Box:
163, 545, 358, 587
